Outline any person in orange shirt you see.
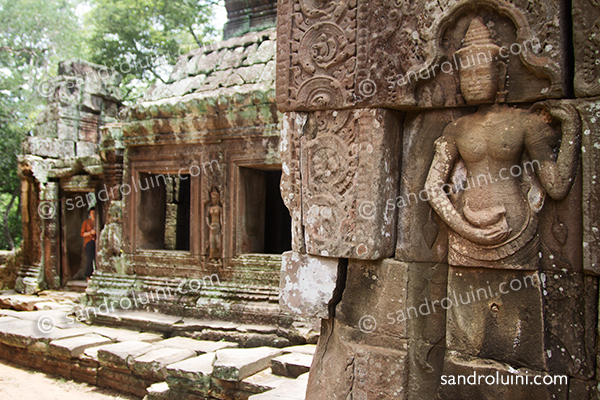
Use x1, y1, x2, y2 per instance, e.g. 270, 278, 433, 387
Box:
81, 207, 96, 279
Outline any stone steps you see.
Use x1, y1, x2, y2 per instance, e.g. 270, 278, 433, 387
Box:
14, 265, 46, 294
91, 309, 316, 348
65, 279, 88, 293
86, 272, 287, 326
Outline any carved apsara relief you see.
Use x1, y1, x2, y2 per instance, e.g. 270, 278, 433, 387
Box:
425, 19, 581, 270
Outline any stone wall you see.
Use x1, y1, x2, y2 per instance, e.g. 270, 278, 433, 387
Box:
0, 249, 21, 290
17, 59, 122, 292
85, 27, 313, 340
276, 0, 600, 398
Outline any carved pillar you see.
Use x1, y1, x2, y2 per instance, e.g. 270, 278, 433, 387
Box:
99, 123, 124, 204
95, 123, 126, 274
42, 182, 61, 289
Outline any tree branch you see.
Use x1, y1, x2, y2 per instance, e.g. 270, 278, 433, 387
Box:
188, 25, 202, 47
148, 68, 166, 84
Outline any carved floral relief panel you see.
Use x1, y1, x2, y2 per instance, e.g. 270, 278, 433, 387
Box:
280, 109, 402, 260
573, 0, 600, 97
277, 0, 569, 112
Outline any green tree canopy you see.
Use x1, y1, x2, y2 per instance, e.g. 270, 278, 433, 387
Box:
0, 0, 85, 249
86, 0, 222, 100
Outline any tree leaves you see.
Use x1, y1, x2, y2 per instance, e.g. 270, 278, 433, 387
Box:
85, 0, 222, 101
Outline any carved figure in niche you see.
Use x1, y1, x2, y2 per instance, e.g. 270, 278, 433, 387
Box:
97, 201, 124, 274
206, 186, 223, 265
425, 18, 581, 269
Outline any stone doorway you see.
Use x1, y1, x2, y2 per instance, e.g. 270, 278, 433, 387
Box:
239, 168, 291, 255
61, 191, 95, 282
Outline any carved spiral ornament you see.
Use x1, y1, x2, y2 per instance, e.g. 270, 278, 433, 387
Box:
299, 0, 348, 19
296, 76, 343, 110
299, 23, 346, 71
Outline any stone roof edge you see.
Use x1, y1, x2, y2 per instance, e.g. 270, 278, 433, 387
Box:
179, 27, 276, 59
125, 81, 276, 121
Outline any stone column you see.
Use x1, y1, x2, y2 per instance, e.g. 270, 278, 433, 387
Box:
42, 182, 61, 290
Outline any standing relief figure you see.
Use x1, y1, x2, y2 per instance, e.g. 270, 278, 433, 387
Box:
206, 186, 223, 265
425, 18, 581, 270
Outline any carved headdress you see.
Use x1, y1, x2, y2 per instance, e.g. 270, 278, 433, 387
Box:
455, 18, 500, 62
455, 18, 507, 103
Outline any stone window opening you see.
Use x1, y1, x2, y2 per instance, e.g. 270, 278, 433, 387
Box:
136, 172, 191, 251
239, 168, 292, 255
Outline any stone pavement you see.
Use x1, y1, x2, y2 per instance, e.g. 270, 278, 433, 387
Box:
0, 290, 312, 399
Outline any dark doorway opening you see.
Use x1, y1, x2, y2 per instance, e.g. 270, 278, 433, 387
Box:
264, 170, 292, 254
62, 192, 88, 280
137, 173, 190, 251
239, 168, 292, 254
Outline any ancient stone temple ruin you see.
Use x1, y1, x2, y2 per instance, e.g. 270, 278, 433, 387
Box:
276, 0, 600, 398
6, 0, 600, 398
86, 24, 294, 333
17, 0, 317, 346
18, 59, 122, 293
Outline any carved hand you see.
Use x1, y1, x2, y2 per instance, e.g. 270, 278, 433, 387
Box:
461, 216, 511, 245
528, 100, 581, 200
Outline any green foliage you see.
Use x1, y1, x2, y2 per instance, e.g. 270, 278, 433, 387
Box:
0, 0, 85, 107
86, 0, 222, 100
0, 0, 224, 247
0, 193, 21, 250
0, 0, 84, 249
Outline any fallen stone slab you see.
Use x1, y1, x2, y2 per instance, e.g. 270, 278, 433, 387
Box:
37, 290, 84, 303
172, 318, 240, 331
89, 328, 163, 343
49, 333, 113, 358
249, 372, 309, 399
0, 316, 20, 325
0, 309, 78, 327
158, 336, 237, 354
0, 318, 86, 348
236, 324, 279, 334
213, 347, 285, 381
146, 382, 170, 398
115, 310, 182, 331
97, 340, 155, 369
282, 345, 316, 355
270, 353, 312, 378
165, 352, 215, 395
241, 369, 298, 393
33, 302, 73, 312
0, 293, 47, 311
130, 346, 196, 380
87, 326, 143, 341
125, 332, 165, 343
82, 345, 103, 362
